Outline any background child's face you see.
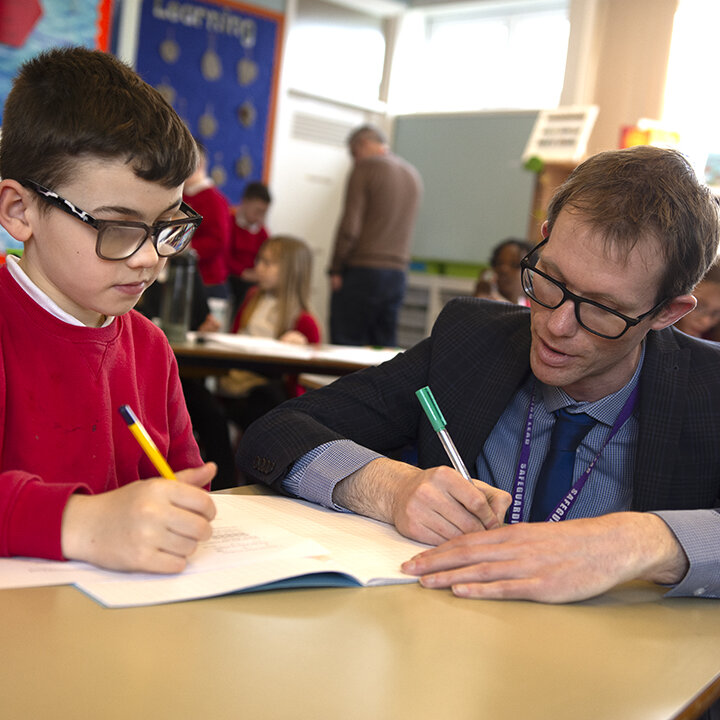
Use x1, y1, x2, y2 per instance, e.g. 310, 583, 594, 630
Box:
18, 157, 183, 327
239, 198, 269, 227
676, 280, 720, 337
255, 247, 280, 292
492, 244, 524, 302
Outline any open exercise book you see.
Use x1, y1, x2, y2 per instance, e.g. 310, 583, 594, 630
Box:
0, 495, 430, 608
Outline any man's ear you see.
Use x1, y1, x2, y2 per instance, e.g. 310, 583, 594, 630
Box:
540, 220, 549, 240
649, 294, 698, 331
0, 179, 34, 243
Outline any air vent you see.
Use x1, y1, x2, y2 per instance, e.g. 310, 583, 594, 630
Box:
292, 112, 354, 147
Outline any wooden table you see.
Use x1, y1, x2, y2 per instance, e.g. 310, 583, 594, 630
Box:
2, 491, 719, 720
172, 332, 402, 378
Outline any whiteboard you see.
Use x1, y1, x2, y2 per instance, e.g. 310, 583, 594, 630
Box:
393, 111, 538, 265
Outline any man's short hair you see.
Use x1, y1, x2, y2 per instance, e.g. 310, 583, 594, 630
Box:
0, 47, 196, 191
546, 145, 720, 301
348, 125, 387, 148
242, 181, 271, 204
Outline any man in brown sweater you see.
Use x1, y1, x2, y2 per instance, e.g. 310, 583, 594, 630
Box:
329, 125, 422, 346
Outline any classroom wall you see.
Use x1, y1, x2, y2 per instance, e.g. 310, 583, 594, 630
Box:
263, 0, 683, 333
107, 0, 684, 334
580, 0, 678, 155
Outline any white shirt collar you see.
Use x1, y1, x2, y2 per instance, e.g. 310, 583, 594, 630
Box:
6, 255, 115, 328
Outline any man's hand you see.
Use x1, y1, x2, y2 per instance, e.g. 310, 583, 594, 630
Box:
61, 463, 217, 574
333, 458, 512, 545
401, 512, 689, 603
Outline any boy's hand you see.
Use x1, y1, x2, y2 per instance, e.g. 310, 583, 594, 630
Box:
61, 463, 217, 573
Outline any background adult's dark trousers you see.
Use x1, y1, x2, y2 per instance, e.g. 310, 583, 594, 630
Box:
330, 267, 406, 346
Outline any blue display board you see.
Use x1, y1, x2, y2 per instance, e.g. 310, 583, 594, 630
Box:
135, 0, 282, 205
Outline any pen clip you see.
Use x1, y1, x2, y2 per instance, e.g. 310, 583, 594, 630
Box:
415, 386, 447, 432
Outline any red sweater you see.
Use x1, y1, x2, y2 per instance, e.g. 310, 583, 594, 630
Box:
183, 185, 232, 286
0, 267, 202, 560
227, 221, 268, 277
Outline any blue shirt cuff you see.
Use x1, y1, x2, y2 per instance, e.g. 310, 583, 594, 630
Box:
652, 509, 720, 598
282, 440, 383, 511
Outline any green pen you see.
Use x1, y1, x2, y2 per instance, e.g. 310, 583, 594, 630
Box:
416, 386, 472, 482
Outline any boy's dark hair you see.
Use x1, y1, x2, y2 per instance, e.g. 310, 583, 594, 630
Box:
546, 145, 720, 301
0, 47, 196, 191
242, 181, 271, 204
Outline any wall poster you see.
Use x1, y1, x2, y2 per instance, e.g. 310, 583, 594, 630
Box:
135, 0, 283, 205
0, 0, 113, 124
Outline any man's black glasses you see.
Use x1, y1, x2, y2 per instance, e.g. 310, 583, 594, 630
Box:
520, 238, 666, 339
22, 179, 202, 261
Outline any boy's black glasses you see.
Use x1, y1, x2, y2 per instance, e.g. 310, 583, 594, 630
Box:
520, 238, 666, 339
21, 179, 202, 261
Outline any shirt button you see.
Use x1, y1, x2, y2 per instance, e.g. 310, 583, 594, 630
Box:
693, 587, 707, 597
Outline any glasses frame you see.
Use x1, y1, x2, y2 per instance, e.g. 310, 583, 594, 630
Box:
520, 238, 666, 340
21, 179, 202, 261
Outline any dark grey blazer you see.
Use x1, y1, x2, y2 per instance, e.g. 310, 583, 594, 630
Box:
237, 298, 720, 513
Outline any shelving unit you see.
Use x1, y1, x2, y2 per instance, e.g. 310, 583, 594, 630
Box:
397, 272, 475, 348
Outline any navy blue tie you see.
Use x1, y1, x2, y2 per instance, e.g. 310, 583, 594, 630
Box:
530, 408, 595, 522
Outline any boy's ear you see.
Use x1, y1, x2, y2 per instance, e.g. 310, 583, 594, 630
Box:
0, 179, 34, 243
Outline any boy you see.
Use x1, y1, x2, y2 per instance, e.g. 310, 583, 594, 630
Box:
227, 181, 271, 315
0, 47, 216, 573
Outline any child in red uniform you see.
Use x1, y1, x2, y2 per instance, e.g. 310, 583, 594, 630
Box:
0, 47, 216, 572
228, 181, 271, 315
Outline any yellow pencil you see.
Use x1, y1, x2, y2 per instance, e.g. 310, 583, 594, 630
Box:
118, 404, 176, 480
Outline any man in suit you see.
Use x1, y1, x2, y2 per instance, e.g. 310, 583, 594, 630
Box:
237, 145, 720, 604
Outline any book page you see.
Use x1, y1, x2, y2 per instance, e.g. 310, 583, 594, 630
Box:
210, 495, 430, 585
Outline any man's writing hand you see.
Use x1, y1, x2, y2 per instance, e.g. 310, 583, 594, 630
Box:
334, 458, 511, 545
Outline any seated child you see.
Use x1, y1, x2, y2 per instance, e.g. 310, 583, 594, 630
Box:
220, 236, 320, 429
675, 260, 720, 339
0, 47, 216, 572
488, 237, 533, 305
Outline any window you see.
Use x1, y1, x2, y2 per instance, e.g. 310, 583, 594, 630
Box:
284, 0, 386, 107
663, 0, 720, 183
389, 1, 569, 113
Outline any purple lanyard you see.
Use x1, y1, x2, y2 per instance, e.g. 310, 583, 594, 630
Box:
508, 384, 639, 524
